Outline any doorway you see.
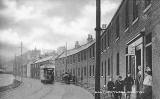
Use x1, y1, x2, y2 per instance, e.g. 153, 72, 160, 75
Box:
126, 37, 144, 99
126, 37, 143, 82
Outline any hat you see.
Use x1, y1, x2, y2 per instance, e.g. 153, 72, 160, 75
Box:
145, 67, 151, 72
118, 75, 122, 78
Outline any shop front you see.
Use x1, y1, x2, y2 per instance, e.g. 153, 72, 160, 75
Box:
126, 33, 145, 98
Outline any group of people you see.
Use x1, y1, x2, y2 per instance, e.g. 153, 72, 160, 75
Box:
107, 73, 134, 99
107, 66, 152, 99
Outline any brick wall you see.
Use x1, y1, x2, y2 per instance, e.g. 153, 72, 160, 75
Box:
55, 0, 160, 98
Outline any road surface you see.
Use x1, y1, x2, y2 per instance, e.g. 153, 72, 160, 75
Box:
0, 78, 94, 99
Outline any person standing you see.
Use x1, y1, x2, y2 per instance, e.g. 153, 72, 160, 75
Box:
136, 65, 142, 99
141, 67, 152, 99
107, 77, 115, 98
115, 76, 124, 99
124, 73, 134, 99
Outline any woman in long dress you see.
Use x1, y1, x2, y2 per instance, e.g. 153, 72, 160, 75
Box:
141, 67, 152, 99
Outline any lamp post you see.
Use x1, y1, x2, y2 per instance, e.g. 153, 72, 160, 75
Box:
95, 0, 101, 99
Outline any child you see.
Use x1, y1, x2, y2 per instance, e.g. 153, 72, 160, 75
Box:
107, 77, 115, 98
115, 76, 124, 99
124, 73, 134, 99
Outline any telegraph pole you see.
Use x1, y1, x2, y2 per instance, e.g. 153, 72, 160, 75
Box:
20, 42, 23, 81
65, 42, 67, 73
14, 54, 17, 79
95, 0, 101, 99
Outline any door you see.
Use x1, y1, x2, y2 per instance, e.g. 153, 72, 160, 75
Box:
135, 44, 143, 81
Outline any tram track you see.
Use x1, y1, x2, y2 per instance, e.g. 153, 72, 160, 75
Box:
39, 86, 55, 99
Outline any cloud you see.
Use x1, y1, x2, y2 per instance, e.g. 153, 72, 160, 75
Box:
0, 14, 14, 29
0, 0, 7, 10
0, 0, 122, 56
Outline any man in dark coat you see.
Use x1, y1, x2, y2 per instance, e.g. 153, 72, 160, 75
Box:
124, 73, 134, 99
115, 76, 124, 99
107, 77, 115, 98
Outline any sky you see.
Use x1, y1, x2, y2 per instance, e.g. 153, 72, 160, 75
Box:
0, 0, 122, 58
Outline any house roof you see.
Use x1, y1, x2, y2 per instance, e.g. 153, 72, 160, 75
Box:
58, 40, 95, 58
35, 56, 55, 63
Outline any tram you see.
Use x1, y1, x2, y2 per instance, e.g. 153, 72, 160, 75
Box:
40, 65, 55, 84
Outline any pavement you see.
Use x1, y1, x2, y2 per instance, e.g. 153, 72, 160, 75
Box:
0, 74, 15, 87
0, 74, 21, 93
78, 83, 137, 99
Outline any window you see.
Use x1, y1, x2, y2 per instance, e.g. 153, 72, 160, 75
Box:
146, 33, 152, 44
73, 55, 75, 63
81, 68, 83, 78
63, 58, 65, 64
78, 53, 80, 62
84, 67, 86, 76
73, 68, 75, 75
93, 45, 95, 57
146, 33, 152, 71
126, 47, 128, 76
125, 0, 129, 28
67, 56, 69, 64
93, 65, 95, 76
104, 34, 106, 48
104, 60, 107, 84
78, 68, 80, 76
70, 56, 72, 64
84, 51, 86, 60
107, 30, 110, 47
146, 45, 152, 70
103, 36, 105, 50
117, 53, 120, 75
116, 15, 120, 38
145, 0, 151, 8
81, 51, 83, 61
72, 55, 74, 63
101, 38, 103, 51
133, 0, 138, 21
108, 58, 110, 75
90, 65, 92, 76
90, 47, 92, 58
101, 62, 103, 76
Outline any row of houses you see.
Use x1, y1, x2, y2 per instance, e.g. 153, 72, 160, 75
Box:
13, 49, 56, 79
55, 0, 160, 99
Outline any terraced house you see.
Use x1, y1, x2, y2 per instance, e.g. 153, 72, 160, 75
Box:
55, 0, 160, 98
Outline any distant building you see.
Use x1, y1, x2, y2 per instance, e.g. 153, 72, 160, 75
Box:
30, 55, 56, 79
14, 48, 41, 77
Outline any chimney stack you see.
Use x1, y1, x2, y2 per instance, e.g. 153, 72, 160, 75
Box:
75, 41, 80, 48
87, 34, 93, 43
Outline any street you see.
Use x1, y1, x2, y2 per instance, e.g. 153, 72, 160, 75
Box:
0, 78, 94, 99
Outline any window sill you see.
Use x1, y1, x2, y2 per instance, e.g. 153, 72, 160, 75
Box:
143, 4, 151, 13
124, 27, 129, 33
115, 37, 120, 42
132, 18, 139, 25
